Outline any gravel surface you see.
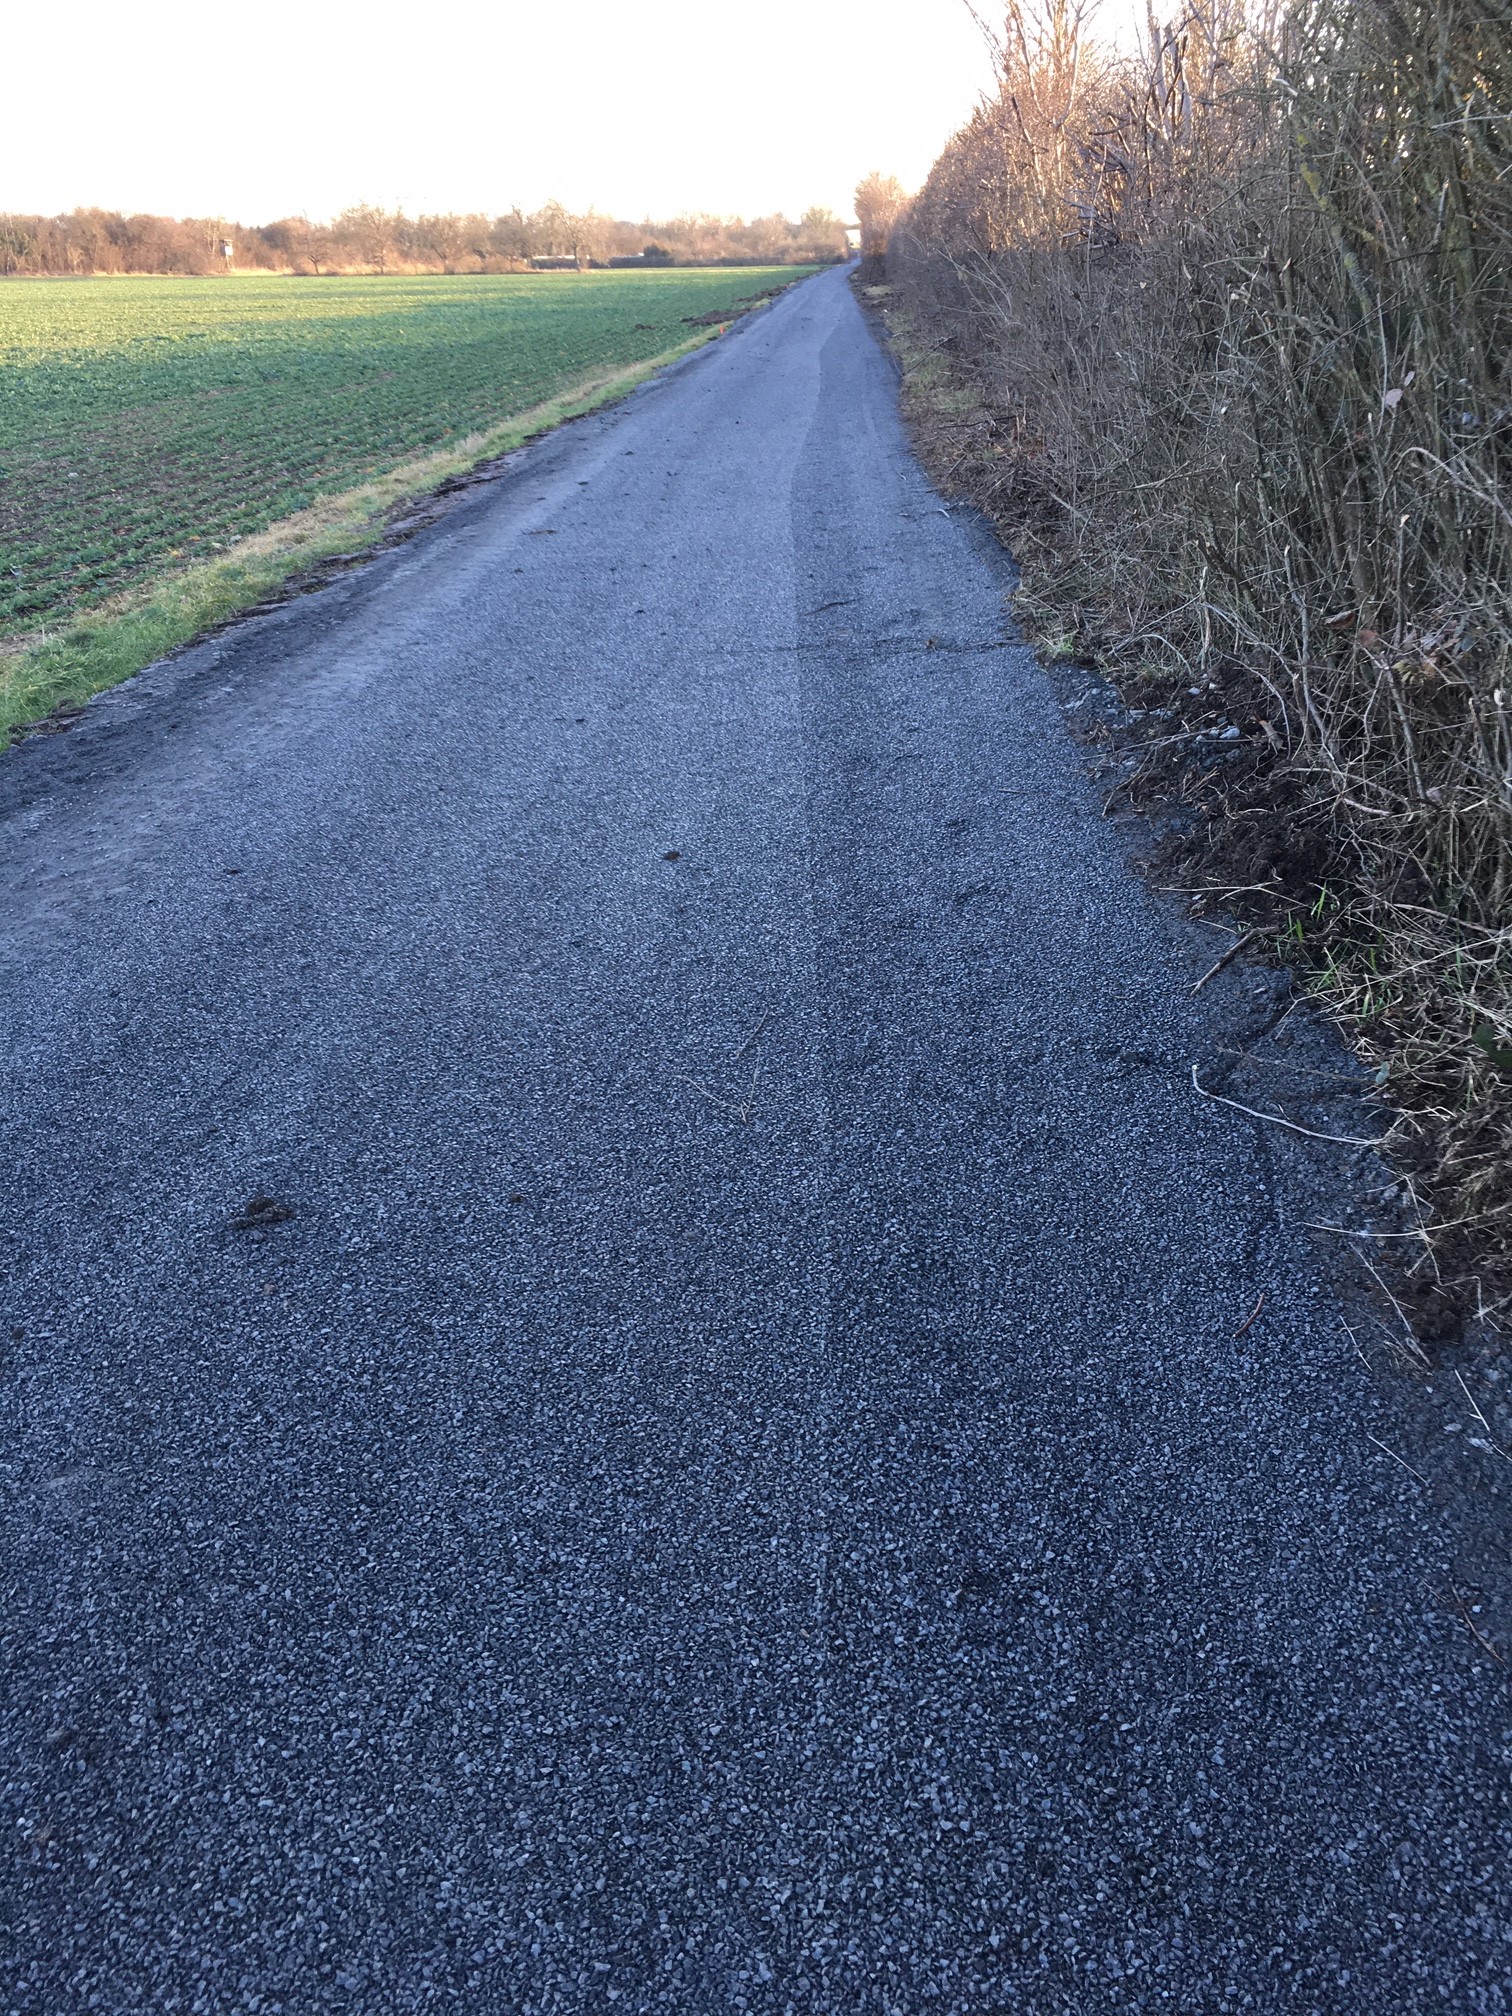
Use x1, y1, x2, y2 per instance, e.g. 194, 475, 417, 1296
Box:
2, 265, 1508, 2015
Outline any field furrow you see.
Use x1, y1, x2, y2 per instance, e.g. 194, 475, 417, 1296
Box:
0, 269, 803, 631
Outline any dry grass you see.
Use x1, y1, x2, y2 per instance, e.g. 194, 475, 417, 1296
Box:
888, 0, 1512, 1325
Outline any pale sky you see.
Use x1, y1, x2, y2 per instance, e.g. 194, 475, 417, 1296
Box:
1, 0, 1003, 226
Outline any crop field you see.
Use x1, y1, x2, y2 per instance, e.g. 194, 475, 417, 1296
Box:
0, 268, 806, 634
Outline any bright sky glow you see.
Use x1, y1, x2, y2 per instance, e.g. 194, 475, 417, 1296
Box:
2, 0, 1002, 225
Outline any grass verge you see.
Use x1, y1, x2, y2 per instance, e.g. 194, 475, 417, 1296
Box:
1, 330, 717, 745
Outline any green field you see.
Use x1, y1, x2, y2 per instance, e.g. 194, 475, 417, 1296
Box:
0, 269, 804, 636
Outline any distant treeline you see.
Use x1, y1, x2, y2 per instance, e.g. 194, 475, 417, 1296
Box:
0, 201, 849, 277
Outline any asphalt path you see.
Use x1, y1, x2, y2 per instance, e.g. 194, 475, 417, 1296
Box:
3, 266, 1508, 2014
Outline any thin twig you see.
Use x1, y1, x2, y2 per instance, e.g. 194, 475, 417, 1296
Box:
730, 1008, 773, 1063
1453, 1370, 1507, 1459
1443, 1582, 1506, 1667
1305, 1221, 1432, 1241
1232, 1290, 1266, 1338
1157, 883, 1284, 899
672, 1074, 748, 1118
1129, 726, 1237, 753
1192, 927, 1263, 994
1190, 1064, 1389, 1148
1353, 1247, 1425, 1352
1364, 1432, 1429, 1488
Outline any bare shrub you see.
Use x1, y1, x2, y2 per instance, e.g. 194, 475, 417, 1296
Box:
855, 172, 909, 280
891, 0, 1512, 1314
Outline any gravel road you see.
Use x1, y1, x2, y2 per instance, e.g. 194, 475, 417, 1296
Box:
3, 265, 1508, 2014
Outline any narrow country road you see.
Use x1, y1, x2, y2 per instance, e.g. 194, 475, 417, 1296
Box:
3, 267, 1507, 2014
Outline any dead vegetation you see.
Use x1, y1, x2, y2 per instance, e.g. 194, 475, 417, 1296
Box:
854, 173, 908, 284
883, 0, 1512, 1327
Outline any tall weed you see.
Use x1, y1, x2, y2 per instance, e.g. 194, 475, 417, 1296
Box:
892, 0, 1512, 1313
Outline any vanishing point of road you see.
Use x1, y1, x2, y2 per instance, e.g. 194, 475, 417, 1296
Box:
3, 267, 1507, 2013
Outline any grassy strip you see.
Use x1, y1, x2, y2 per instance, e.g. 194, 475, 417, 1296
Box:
1, 329, 718, 744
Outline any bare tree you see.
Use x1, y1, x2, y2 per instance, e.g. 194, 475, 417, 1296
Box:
798, 206, 846, 260
0, 197, 865, 276
490, 208, 534, 262
854, 174, 908, 278
337, 204, 399, 273
418, 212, 467, 268
567, 209, 611, 269
531, 200, 572, 259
